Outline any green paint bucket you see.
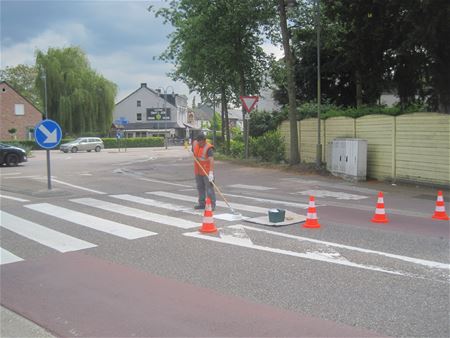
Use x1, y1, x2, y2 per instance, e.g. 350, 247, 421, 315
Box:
268, 209, 286, 223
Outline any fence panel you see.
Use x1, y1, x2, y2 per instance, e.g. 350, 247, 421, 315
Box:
395, 113, 450, 186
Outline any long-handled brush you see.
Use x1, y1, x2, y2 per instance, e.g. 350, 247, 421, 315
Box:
192, 154, 243, 220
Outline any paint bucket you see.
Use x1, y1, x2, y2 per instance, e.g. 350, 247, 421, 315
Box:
268, 209, 285, 223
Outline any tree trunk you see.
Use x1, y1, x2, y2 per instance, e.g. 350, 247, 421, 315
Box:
278, 0, 300, 165
355, 69, 363, 108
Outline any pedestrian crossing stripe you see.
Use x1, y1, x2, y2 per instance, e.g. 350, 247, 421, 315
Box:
147, 191, 270, 214
0, 247, 23, 265
111, 194, 202, 216
70, 198, 200, 229
25, 203, 157, 240
0, 211, 97, 253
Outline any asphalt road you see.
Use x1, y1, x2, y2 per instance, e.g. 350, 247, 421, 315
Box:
1, 147, 449, 337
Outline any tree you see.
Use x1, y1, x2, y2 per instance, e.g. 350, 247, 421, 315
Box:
152, 0, 273, 153
35, 47, 117, 135
0, 64, 42, 110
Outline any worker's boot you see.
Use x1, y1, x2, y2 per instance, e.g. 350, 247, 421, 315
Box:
194, 204, 205, 210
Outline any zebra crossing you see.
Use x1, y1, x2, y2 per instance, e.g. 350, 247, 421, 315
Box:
0, 191, 271, 265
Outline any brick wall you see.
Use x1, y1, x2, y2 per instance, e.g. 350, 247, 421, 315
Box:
0, 82, 42, 140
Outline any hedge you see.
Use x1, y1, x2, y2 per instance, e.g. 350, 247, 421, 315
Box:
0, 137, 164, 150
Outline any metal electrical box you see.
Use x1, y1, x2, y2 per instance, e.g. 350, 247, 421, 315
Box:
327, 138, 368, 181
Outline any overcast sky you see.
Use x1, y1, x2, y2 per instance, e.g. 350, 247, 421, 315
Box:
1, 0, 283, 105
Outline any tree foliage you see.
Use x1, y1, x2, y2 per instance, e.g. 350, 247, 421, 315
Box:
152, 0, 275, 152
272, 0, 450, 113
35, 47, 117, 135
0, 64, 42, 110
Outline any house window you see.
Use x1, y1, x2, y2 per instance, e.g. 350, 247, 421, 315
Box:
137, 113, 142, 121
137, 100, 141, 107
15, 104, 25, 115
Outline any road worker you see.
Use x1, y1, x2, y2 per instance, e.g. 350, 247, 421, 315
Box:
192, 133, 216, 211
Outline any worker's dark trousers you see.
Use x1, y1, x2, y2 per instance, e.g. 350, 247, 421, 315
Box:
195, 175, 216, 208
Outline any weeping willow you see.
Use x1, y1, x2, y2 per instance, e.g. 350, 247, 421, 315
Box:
35, 46, 117, 136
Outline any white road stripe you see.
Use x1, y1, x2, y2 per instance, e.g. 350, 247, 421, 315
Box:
224, 193, 310, 209
25, 203, 156, 240
111, 194, 201, 215
71, 198, 200, 229
147, 191, 270, 214
295, 190, 368, 200
228, 184, 274, 191
111, 194, 244, 221
51, 179, 106, 194
230, 225, 450, 270
0, 194, 29, 202
183, 228, 405, 277
0, 247, 23, 265
0, 211, 96, 252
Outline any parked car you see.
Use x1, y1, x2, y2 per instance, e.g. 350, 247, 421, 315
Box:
0, 143, 28, 166
60, 137, 104, 153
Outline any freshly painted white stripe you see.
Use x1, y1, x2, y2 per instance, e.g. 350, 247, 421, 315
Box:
223, 193, 310, 209
0, 247, 23, 265
0, 194, 29, 202
111, 194, 246, 221
112, 194, 201, 215
25, 203, 156, 240
147, 191, 270, 214
71, 198, 199, 229
230, 225, 450, 270
184, 229, 405, 277
51, 179, 106, 194
0, 211, 96, 252
228, 184, 274, 191
219, 226, 253, 245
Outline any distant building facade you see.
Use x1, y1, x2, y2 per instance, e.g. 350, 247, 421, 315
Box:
112, 83, 188, 138
0, 81, 42, 140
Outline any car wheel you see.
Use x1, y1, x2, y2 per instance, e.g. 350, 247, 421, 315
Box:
87, 150, 92, 152
95, 146, 101, 152
71, 147, 78, 153
63, 150, 68, 153
6, 153, 19, 167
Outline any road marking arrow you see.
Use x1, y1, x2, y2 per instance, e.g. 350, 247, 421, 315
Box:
38, 124, 57, 143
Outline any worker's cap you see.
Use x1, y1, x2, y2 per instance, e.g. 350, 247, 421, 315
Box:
196, 133, 206, 141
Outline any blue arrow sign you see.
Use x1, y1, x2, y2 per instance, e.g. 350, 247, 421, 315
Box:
34, 119, 62, 149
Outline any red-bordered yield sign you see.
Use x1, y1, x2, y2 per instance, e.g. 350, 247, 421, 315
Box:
240, 96, 259, 113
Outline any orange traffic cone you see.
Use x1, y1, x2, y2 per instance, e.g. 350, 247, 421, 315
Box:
432, 191, 449, 221
371, 192, 389, 223
303, 196, 321, 228
199, 197, 217, 233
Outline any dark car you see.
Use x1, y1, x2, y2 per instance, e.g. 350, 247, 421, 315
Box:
0, 143, 28, 166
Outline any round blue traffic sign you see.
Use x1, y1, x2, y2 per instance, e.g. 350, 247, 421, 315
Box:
34, 119, 63, 149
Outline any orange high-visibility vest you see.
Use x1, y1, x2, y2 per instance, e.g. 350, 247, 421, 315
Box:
193, 141, 214, 176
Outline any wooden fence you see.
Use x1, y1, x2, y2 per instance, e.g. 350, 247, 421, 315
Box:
279, 113, 450, 187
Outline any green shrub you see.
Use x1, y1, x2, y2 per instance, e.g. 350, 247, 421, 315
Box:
230, 139, 245, 158
102, 137, 164, 148
250, 130, 285, 163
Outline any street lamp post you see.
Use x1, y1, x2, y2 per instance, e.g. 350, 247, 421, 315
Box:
315, 0, 322, 167
41, 67, 51, 189
158, 86, 175, 149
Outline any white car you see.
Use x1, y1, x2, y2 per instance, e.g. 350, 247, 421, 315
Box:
60, 137, 104, 153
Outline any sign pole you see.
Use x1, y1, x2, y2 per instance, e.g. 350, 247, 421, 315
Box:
34, 119, 62, 191
41, 68, 52, 190
240, 96, 259, 160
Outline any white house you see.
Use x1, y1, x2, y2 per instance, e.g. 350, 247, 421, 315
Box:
113, 83, 188, 138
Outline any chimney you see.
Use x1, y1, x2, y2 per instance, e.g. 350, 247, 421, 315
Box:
140, 83, 147, 88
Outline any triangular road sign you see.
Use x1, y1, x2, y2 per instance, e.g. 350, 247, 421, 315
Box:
240, 96, 259, 113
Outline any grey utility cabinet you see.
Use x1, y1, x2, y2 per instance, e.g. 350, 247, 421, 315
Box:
327, 138, 368, 181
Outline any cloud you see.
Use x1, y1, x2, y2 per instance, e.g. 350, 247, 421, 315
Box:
1, 23, 89, 66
